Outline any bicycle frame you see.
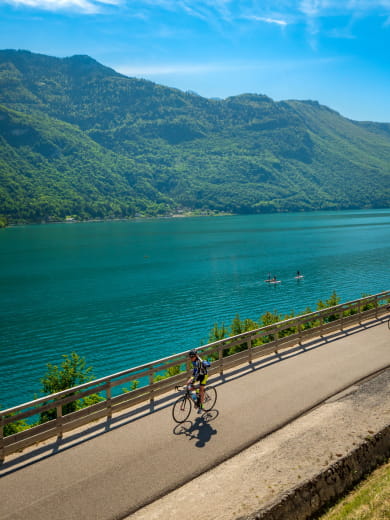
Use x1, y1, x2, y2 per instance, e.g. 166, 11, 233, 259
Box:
172, 385, 217, 423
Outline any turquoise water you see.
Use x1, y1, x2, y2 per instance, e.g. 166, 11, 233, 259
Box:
1, 209, 389, 409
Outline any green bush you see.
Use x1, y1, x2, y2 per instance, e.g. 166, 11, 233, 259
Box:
38, 352, 103, 423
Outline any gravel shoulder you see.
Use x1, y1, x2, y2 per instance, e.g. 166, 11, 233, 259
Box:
130, 367, 390, 520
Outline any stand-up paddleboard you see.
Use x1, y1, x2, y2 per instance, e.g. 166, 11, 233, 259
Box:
265, 279, 281, 284
294, 275, 304, 279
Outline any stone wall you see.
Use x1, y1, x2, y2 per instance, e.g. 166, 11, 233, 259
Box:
239, 425, 390, 520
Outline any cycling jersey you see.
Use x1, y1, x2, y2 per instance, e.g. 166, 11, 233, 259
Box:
191, 357, 209, 379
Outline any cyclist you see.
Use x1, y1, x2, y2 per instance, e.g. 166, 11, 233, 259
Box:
187, 350, 209, 409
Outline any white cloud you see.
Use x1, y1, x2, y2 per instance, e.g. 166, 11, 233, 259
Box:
297, 0, 390, 47
3, 0, 389, 23
117, 63, 231, 77
1, 0, 122, 14
346, 1, 390, 9
298, 0, 390, 16
299, 0, 321, 17
116, 57, 340, 78
244, 15, 288, 26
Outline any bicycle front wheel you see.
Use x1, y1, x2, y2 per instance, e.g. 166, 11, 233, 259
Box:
172, 396, 192, 423
203, 386, 217, 411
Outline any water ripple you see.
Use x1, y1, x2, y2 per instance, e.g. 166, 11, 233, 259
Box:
1, 210, 389, 408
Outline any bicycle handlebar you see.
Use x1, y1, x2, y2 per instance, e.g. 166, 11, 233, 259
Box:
175, 384, 192, 392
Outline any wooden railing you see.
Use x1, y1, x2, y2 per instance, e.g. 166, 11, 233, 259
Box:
1, 291, 389, 461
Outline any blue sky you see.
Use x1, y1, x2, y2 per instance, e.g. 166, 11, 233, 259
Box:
0, 1, 389, 122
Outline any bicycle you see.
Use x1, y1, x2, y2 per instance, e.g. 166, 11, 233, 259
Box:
172, 384, 217, 423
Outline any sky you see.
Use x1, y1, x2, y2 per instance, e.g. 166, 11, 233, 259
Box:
0, 1, 389, 122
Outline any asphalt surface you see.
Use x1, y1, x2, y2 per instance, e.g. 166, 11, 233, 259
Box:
0, 319, 389, 520
130, 366, 390, 520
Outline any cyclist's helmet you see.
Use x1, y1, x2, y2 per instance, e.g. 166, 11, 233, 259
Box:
188, 350, 197, 357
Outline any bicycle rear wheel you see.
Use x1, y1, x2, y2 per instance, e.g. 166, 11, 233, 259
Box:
203, 386, 217, 411
172, 396, 192, 423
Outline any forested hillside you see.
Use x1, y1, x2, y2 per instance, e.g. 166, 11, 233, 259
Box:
0, 49, 389, 223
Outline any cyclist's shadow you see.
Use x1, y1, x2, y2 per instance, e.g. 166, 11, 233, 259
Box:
173, 409, 219, 448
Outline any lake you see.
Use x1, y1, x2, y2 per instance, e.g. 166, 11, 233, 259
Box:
1, 209, 389, 409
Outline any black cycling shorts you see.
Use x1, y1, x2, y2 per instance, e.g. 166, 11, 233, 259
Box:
195, 374, 208, 386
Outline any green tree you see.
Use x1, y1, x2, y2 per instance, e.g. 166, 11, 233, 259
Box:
122, 380, 140, 393
39, 352, 100, 423
316, 290, 340, 310
228, 314, 258, 354
279, 310, 297, 337
260, 310, 281, 343
317, 291, 341, 322
243, 318, 258, 332
209, 322, 228, 343
231, 313, 243, 336
260, 310, 281, 326
153, 365, 183, 382
301, 306, 318, 329
1, 410, 28, 437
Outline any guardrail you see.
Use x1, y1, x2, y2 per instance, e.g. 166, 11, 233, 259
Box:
1, 290, 389, 461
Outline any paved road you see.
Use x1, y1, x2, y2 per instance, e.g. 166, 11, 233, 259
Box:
1, 319, 389, 520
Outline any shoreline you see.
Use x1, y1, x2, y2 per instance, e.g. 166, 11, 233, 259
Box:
2, 211, 235, 228
2, 206, 389, 229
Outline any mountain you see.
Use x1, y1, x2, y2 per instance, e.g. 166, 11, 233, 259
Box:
0, 49, 389, 224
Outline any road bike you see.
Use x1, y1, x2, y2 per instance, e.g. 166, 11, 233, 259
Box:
172, 384, 217, 423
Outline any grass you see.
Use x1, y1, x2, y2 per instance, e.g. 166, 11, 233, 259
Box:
319, 460, 390, 520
